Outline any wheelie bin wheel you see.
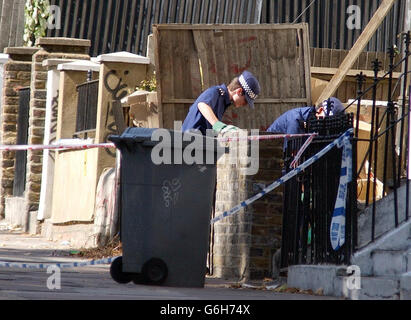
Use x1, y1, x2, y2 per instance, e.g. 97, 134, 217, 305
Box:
132, 273, 147, 285
142, 258, 168, 285
110, 256, 133, 284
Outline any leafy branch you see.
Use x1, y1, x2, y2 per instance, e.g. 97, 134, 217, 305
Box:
135, 76, 157, 92
24, 0, 50, 47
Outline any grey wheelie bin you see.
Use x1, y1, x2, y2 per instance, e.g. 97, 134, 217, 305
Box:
108, 127, 220, 287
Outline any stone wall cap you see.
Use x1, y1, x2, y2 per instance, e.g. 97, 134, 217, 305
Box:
57, 60, 100, 72
43, 58, 83, 68
121, 90, 150, 104
4, 46, 40, 55
0, 53, 9, 63
36, 37, 91, 47
96, 51, 150, 64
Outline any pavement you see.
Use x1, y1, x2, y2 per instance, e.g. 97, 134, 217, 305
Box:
0, 219, 342, 301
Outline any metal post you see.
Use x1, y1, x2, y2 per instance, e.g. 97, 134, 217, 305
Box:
355, 72, 365, 139
407, 84, 410, 221
350, 131, 358, 257
402, 31, 411, 221
366, 60, 380, 209
387, 47, 399, 227
398, 34, 410, 186
372, 102, 380, 237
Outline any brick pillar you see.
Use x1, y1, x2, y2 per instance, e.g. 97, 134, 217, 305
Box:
212, 132, 284, 280
94, 52, 149, 177
0, 47, 38, 218
50, 52, 149, 224
25, 37, 91, 213
0, 53, 9, 106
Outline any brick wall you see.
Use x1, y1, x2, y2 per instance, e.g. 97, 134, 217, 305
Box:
0, 47, 38, 217
212, 132, 284, 280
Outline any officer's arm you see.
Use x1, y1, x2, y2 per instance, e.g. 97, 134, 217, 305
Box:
198, 102, 219, 126
198, 102, 240, 133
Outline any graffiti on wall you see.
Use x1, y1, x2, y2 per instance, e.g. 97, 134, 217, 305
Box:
48, 89, 59, 160
103, 69, 130, 157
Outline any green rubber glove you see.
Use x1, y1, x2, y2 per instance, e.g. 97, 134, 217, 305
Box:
221, 125, 240, 133
212, 121, 228, 133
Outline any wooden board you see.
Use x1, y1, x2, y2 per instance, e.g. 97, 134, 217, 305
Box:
153, 23, 312, 131
315, 0, 396, 105
51, 148, 99, 223
309, 47, 402, 104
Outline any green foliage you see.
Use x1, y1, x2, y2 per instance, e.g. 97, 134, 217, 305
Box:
136, 76, 157, 92
24, 0, 50, 47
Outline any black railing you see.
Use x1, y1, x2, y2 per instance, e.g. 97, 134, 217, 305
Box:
280, 113, 355, 268
281, 31, 411, 268
350, 32, 411, 244
75, 75, 99, 139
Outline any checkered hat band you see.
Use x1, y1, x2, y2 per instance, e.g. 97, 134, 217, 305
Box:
239, 75, 257, 99
322, 101, 334, 116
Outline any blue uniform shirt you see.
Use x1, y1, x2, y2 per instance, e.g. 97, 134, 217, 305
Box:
267, 106, 315, 134
182, 84, 232, 135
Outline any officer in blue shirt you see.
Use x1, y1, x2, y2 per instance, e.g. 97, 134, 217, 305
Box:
267, 97, 345, 134
182, 70, 260, 135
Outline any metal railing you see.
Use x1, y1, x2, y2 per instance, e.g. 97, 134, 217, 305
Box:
351, 32, 411, 243
281, 31, 411, 268
75, 74, 99, 139
280, 113, 355, 268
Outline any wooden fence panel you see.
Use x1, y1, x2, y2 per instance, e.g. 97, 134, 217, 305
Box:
154, 24, 312, 131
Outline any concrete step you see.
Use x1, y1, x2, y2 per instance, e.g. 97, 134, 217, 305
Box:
40, 219, 97, 248
335, 275, 400, 300
357, 184, 411, 248
371, 249, 408, 276
351, 220, 411, 276
400, 271, 411, 300
287, 264, 410, 300
407, 251, 411, 273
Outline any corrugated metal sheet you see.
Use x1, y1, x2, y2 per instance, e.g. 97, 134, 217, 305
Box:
264, 0, 406, 52
47, 0, 407, 57
0, 0, 25, 52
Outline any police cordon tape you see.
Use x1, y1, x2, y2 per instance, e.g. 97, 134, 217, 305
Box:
289, 133, 317, 168
0, 133, 317, 151
0, 131, 321, 269
0, 256, 121, 269
211, 129, 353, 225
217, 133, 317, 143
0, 142, 116, 151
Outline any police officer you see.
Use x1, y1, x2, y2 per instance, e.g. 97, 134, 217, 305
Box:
266, 97, 345, 135
182, 70, 261, 135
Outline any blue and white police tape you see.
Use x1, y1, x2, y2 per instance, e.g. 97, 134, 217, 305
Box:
330, 133, 353, 251
0, 256, 120, 270
211, 128, 354, 225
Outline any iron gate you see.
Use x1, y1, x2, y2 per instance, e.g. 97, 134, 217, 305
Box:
13, 87, 30, 197
280, 112, 356, 268
75, 78, 99, 139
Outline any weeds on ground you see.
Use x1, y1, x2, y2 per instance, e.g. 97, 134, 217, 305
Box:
70, 235, 123, 260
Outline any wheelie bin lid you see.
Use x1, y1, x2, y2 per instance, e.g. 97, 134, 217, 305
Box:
108, 127, 225, 154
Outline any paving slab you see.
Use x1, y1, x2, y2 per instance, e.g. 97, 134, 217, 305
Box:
0, 220, 341, 300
